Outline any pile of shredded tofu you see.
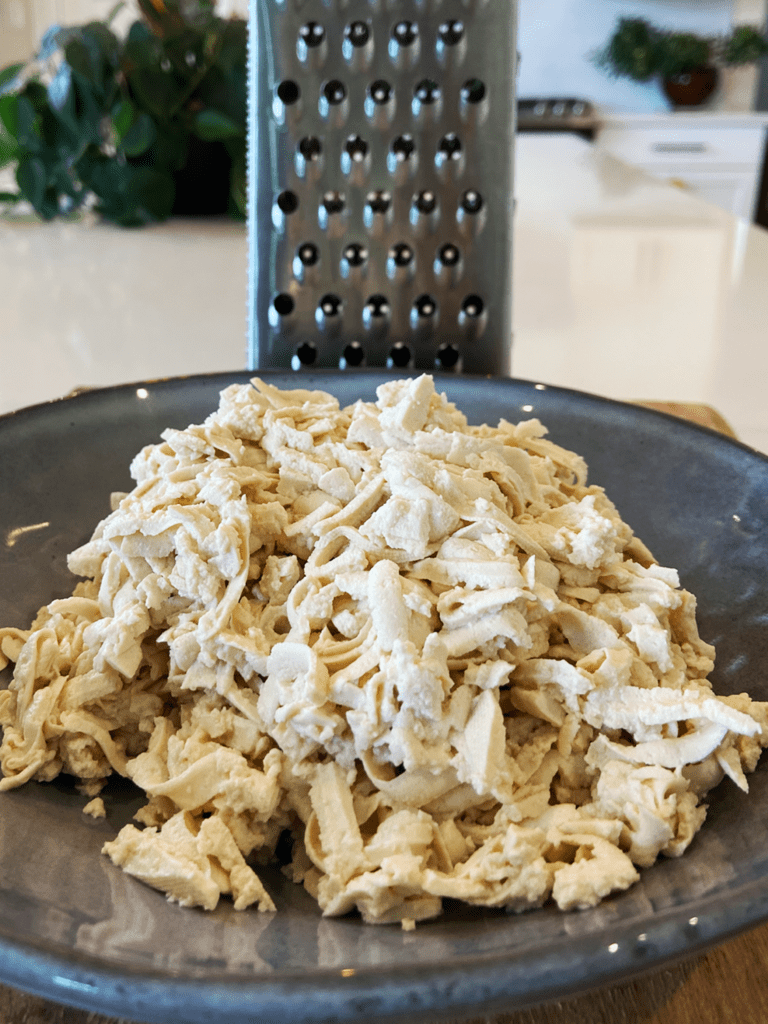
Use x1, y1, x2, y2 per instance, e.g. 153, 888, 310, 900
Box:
1, 375, 766, 926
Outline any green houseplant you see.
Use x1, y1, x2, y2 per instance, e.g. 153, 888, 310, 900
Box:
0, 0, 247, 226
657, 31, 718, 107
593, 17, 665, 84
595, 17, 768, 107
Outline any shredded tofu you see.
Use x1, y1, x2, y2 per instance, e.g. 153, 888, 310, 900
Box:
1, 375, 766, 924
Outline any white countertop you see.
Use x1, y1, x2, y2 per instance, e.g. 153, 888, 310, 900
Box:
2, 133, 767, 454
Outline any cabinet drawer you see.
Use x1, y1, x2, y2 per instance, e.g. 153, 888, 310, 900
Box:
599, 125, 766, 167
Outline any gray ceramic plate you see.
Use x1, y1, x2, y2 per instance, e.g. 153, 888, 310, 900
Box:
1, 371, 768, 1024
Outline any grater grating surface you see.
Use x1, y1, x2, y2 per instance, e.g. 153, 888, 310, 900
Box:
246, 1, 517, 375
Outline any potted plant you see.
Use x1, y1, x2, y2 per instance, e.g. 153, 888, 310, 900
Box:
594, 17, 768, 108
657, 31, 717, 107
0, 0, 247, 226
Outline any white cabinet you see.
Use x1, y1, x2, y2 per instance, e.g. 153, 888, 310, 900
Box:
597, 113, 768, 222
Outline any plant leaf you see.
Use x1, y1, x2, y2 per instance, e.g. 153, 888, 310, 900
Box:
121, 111, 156, 156
0, 99, 19, 164
0, 94, 19, 139
0, 63, 24, 95
50, 74, 83, 145
64, 25, 119, 98
63, 37, 98, 87
0, 142, 17, 168
16, 156, 47, 211
68, 78, 106, 147
192, 108, 241, 141
122, 35, 188, 120
15, 95, 41, 151
111, 98, 135, 140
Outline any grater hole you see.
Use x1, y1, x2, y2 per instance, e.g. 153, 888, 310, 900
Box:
299, 21, 325, 47
438, 20, 464, 46
365, 294, 390, 318
461, 78, 486, 104
436, 344, 460, 369
462, 294, 485, 317
277, 190, 299, 214
322, 190, 345, 214
413, 294, 437, 318
343, 342, 365, 367
273, 293, 294, 317
342, 242, 368, 268
438, 243, 460, 266
392, 20, 418, 46
369, 80, 393, 105
295, 342, 317, 367
299, 136, 322, 161
344, 135, 369, 162
438, 133, 462, 160
276, 80, 300, 105
323, 80, 347, 105
389, 344, 411, 368
345, 21, 370, 47
414, 190, 437, 215
366, 190, 392, 215
390, 242, 414, 267
414, 79, 441, 104
461, 189, 484, 214
319, 294, 341, 317
297, 242, 319, 266
391, 135, 415, 161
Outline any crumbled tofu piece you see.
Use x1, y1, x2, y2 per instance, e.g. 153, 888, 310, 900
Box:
83, 797, 106, 819
1, 374, 766, 925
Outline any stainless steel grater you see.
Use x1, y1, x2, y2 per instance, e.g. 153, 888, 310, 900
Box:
246, 0, 517, 376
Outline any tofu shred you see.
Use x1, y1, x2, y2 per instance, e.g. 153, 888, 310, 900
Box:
0, 375, 765, 926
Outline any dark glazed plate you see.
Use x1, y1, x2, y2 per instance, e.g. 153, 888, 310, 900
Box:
1, 370, 768, 1024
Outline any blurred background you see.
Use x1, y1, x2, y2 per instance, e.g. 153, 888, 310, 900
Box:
2, 0, 768, 449
3, 0, 767, 112
5, 0, 768, 221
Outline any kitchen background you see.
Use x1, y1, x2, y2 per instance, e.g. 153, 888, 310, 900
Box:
2, 0, 768, 221
2, 0, 768, 457
2, 0, 767, 110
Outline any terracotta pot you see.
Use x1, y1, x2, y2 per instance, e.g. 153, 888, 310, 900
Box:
662, 65, 719, 107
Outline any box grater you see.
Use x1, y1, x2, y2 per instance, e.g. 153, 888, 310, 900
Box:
246, 0, 517, 376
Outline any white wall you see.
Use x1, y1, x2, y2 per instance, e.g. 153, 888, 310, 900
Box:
0, 0, 135, 66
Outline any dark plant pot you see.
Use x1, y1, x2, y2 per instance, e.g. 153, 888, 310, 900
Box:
172, 137, 232, 216
662, 65, 719, 107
